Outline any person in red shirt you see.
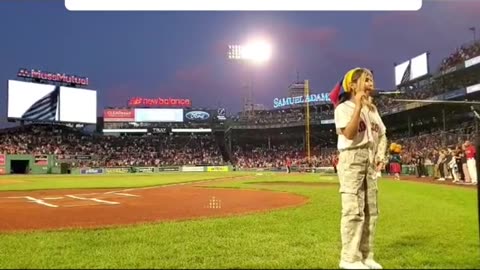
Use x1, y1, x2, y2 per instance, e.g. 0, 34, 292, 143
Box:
332, 155, 339, 174
464, 140, 477, 184
285, 158, 292, 174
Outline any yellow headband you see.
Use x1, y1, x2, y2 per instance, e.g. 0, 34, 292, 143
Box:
342, 67, 362, 93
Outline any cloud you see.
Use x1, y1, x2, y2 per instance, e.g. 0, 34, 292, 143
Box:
154, 64, 234, 109
441, 0, 480, 18
174, 64, 213, 85
289, 26, 339, 47
102, 83, 136, 108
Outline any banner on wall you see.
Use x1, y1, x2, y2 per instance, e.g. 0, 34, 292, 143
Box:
0, 167, 5, 175
106, 167, 130, 174
182, 166, 204, 172
80, 168, 104, 175
34, 155, 48, 166
157, 166, 180, 172
0, 154, 5, 166
136, 167, 155, 173
206, 166, 229, 172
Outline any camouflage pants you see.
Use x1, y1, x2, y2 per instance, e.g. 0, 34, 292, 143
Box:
337, 147, 379, 263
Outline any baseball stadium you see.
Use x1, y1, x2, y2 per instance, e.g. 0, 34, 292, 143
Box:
1, 1, 480, 269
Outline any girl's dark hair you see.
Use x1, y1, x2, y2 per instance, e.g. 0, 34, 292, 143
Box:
339, 92, 351, 104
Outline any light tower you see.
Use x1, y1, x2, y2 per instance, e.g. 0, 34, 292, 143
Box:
227, 39, 272, 119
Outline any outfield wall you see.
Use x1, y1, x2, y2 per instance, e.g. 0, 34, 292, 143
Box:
71, 165, 232, 175
0, 153, 429, 176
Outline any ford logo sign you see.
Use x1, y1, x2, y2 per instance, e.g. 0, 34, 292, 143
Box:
185, 111, 210, 121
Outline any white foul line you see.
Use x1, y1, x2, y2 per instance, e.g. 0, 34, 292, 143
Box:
111, 192, 139, 197
66, 195, 120, 205
25, 196, 59, 208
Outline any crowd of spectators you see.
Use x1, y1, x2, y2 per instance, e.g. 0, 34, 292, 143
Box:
229, 105, 333, 126
439, 41, 480, 73
0, 120, 477, 176
0, 124, 225, 167
385, 120, 477, 184
389, 120, 475, 165
232, 143, 337, 169
0, 124, 340, 170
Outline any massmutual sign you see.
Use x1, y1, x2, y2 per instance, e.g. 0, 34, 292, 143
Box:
273, 93, 331, 108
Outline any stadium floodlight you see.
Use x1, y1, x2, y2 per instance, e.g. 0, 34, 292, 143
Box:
228, 39, 272, 65
227, 38, 272, 120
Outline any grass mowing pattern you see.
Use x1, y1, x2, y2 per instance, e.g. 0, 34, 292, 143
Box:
0, 172, 250, 191
0, 173, 478, 269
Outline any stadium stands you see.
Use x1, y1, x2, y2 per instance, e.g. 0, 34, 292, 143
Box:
1, 38, 480, 182
0, 124, 225, 167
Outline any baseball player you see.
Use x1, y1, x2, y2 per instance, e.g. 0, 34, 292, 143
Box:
330, 67, 388, 269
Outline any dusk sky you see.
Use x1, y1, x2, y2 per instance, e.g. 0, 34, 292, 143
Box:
1, 0, 479, 124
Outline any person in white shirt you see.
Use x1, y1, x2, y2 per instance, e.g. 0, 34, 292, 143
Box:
332, 68, 387, 269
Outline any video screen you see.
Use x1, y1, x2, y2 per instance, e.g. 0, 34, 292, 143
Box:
134, 108, 184, 122
7, 80, 97, 124
410, 52, 429, 81
59, 86, 97, 124
8, 80, 60, 121
394, 52, 429, 86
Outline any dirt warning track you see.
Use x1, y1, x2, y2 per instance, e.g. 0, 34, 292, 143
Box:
0, 178, 308, 232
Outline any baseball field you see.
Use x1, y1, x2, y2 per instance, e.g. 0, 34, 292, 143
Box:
0, 172, 478, 269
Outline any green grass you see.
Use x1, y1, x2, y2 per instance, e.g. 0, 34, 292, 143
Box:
0, 173, 478, 269
0, 172, 250, 191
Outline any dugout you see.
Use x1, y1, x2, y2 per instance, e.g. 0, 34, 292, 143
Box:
2, 154, 53, 174
9, 159, 30, 174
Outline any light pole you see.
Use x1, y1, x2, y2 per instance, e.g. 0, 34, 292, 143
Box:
469, 27, 476, 43
227, 40, 272, 119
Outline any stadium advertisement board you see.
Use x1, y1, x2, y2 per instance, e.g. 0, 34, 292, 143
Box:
128, 97, 191, 108
0, 167, 5, 175
321, 119, 334, 124
17, 68, 89, 86
467, 83, 480, 94
149, 127, 170, 134
34, 155, 48, 166
106, 167, 130, 174
273, 93, 331, 108
103, 109, 135, 122
80, 168, 104, 175
465, 55, 480, 68
0, 154, 5, 166
136, 167, 155, 173
184, 110, 211, 122
215, 108, 226, 121
157, 166, 180, 172
185, 109, 228, 123
182, 166, 205, 172
206, 166, 229, 172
